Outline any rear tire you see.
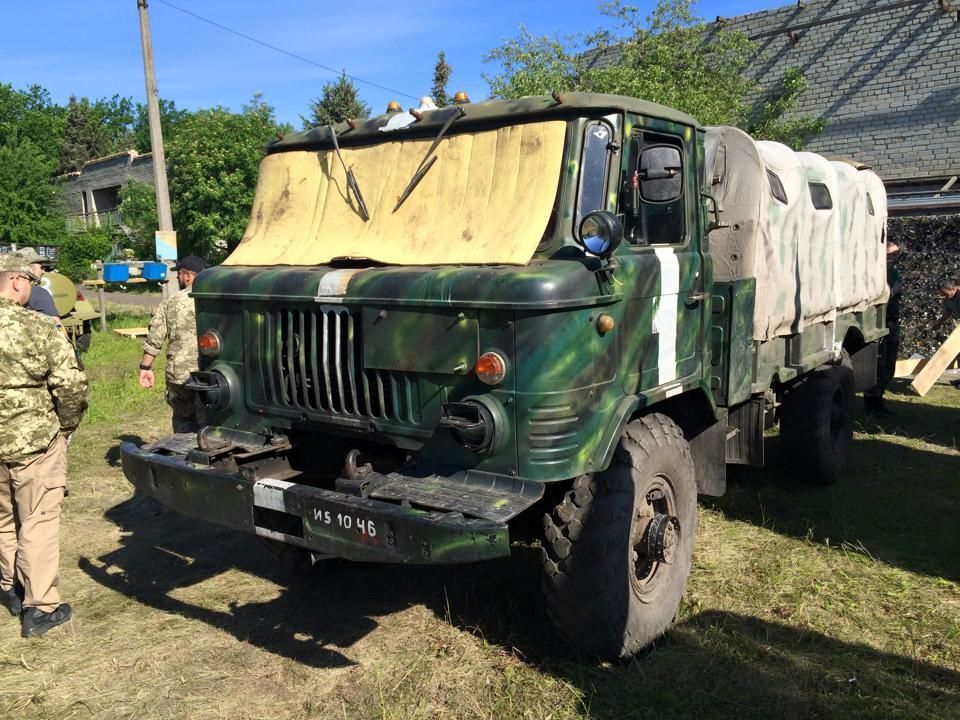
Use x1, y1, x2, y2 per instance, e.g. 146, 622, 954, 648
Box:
779, 353, 855, 486
540, 413, 697, 660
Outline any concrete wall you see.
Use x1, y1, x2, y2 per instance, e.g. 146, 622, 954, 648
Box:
712, 0, 960, 186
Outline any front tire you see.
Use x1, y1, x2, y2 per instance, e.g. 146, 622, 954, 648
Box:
540, 413, 697, 660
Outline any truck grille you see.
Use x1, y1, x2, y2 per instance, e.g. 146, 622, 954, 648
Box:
251, 307, 419, 423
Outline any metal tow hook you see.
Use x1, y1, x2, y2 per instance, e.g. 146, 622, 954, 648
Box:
344, 449, 372, 480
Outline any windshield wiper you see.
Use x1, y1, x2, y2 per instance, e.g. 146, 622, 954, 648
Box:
329, 126, 370, 222
393, 106, 465, 212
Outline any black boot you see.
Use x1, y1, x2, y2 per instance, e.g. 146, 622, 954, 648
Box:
21, 603, 72, 638
1, 583, 23, 616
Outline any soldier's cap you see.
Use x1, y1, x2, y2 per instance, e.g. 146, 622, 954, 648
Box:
174, 255, 207, 273
15, 247, 54, 266
0, 253, 40, 280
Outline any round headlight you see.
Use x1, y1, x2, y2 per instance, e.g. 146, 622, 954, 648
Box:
577, 210, 624, 258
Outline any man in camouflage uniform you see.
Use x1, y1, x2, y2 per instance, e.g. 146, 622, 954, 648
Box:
0, 254, 87, 637
139, 255, 206, 433
14, 247, 59, 321
933, 278, 960, 332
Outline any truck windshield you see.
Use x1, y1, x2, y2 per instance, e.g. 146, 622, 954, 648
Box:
224, 121, 567, 267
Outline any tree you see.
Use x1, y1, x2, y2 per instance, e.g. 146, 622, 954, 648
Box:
118, 179, 158, 258
56, 227, 112, 282
747, 67, 826, 150
0, 83, 66, 167
301, 73, 371, 129
0, 140, 64, 248
483, 0, 822, 142
92, 94, 137, 151
167, 95, 288, 261
431, 51, 453, 107
59, 95, 111, 174
131, 98, 189, 155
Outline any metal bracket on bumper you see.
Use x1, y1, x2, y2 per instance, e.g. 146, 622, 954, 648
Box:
120, 439, 532, 564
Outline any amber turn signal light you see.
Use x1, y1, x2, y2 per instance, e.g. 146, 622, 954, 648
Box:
474, 352, 506, 386
198, 330, 222, 357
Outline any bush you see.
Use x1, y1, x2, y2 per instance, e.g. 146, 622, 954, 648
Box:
57, 227, 112, 281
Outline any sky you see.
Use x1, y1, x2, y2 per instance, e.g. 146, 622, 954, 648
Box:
2, 0, 788, 128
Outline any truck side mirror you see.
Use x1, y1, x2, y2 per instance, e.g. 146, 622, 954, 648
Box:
639, 145, 683, 203
576, 210, 624, 259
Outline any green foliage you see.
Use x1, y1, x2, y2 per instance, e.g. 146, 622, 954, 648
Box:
748, 67, 827, 150
431, 51, 453, 108
0, 140, 64, 247
131, 98, 189, 154
167, 95, 287, 262
484, 0, 823, 138
59, 95, 112, 174
118, 179, 159, 258
484, 28, 577, 100
0, 83, 66, 166
57, 227, 112, 281
301, 73, 371, 129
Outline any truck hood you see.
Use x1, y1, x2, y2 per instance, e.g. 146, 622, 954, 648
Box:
191, 259, 617, 310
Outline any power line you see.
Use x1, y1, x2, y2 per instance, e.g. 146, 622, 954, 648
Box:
152, 0, 420, 101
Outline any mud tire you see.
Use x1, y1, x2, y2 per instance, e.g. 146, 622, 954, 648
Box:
779, 353, 855, 486
540, 413, 697, 661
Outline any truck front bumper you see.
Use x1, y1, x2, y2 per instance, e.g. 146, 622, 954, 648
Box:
120, 440, 514, 564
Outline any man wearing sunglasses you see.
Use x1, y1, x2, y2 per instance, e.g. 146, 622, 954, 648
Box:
0, 254, 88, 638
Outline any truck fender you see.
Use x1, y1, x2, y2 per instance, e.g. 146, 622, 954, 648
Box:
591, 391, 726, 497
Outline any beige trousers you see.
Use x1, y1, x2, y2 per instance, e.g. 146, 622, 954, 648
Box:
0, 435, 67, 612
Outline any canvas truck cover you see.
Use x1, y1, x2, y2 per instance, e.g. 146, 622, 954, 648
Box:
705, 126, 887, 341
224, 121, 566, 267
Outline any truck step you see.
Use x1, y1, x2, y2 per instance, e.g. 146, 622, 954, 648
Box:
368, 472, 543, 523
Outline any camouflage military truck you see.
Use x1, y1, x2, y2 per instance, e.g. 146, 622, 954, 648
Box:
121, 93, 888, 660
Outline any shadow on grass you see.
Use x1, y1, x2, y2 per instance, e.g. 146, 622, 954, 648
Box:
104, 435, 145, 467
78, 496, 959, 719
857, 388, 960, 449
705, 432, 960, 582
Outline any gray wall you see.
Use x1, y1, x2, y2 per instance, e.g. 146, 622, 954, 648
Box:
60, 151, 155, 215
713, 0, 960, 186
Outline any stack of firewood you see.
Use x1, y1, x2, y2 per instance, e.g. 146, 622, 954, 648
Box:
887, 215, 960, 357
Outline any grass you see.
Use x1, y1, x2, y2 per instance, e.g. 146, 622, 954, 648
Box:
0, 324, 957, 719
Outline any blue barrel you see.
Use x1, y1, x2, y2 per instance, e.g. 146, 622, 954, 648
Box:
102, 263, 130, 282
142, 262, 168, 281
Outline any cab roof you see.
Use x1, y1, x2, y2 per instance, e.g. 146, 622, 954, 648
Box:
268, 92, 701, 153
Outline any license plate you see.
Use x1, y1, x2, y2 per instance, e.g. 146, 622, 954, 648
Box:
308, 504, 379, 539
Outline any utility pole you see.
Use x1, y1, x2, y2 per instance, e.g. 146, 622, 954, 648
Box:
137, 0, 176, 297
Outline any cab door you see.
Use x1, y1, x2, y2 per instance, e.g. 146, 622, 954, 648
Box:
619, 116, 706, 393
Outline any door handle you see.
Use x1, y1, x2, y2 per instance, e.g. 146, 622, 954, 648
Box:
685, 291, 708, 307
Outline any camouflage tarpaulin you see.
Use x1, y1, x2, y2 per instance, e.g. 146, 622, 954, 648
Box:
225, 122, 567, 267
705, 126, 887, 341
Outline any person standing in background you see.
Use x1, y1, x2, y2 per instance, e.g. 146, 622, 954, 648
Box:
864, 241, 903, 416
932, 278, 960, 332
138, 256, 207, 433
0, 254, 88, 637
14, 247, 59, 322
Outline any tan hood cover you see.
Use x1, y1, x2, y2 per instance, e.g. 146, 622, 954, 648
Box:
224, 121, 566, 267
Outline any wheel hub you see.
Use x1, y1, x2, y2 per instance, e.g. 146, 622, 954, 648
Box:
636, 513, 681, 565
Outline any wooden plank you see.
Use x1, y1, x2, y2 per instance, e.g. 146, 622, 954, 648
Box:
895, 357, 928, 377
112, 327, 149, 338
910, 324, 960, 396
